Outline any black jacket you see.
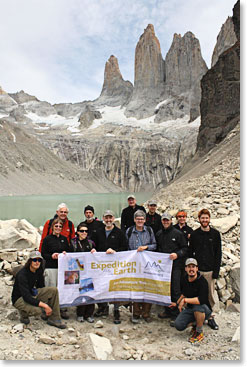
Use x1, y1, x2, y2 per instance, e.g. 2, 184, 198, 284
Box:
41, 234, 71, 269
81, 219, 105, 239
121, 205, 146, 232
12, 266, 45, 307
92, 225, 127, 252
70, 237, 96, 253
174, 223, 193, 243
188, 227, 222, 278
156, 225, 188, 268
181, 272, 212, 310
146, 212, 162, 235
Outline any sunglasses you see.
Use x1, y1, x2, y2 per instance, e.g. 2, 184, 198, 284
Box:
54, 225, 63, 228
78, 229, 88, 233
32, 258, 42, 263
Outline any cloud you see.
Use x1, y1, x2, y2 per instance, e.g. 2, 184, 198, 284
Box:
0, 0, 237, 103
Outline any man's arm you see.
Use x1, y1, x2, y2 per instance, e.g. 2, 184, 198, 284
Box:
213, 231, 222, 279
39, 220, 50, 252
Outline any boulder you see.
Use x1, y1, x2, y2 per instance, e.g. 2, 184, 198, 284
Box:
229, 263, 240, 302
210, 215, 238, 233
0, 250, 18, 262
0, 220, 41, 249
89, 333, 113, 360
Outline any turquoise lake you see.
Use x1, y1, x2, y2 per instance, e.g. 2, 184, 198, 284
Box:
0, 192, 152, 227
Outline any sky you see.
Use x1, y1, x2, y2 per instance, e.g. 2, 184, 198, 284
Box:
0, 0, 238, 104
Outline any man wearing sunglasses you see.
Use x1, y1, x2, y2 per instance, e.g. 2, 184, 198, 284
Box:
12, 251, 66, 329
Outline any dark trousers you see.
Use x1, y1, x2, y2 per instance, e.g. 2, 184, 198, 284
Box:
163, 267, 182, 318
77, 304, 95, 318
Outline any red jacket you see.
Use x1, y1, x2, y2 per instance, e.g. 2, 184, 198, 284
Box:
39, 218, 75, 251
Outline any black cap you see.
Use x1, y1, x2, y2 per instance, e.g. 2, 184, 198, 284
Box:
84, 205, 94, 213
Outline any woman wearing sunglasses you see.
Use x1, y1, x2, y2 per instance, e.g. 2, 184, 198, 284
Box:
41, 218, 71, 319
70, 222, 96, 323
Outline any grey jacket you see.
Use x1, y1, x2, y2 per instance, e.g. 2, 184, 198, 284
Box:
126, 225, 157, 251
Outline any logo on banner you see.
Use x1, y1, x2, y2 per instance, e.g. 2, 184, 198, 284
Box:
144, 260, 165, 276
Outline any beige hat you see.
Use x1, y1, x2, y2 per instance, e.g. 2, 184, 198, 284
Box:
185, 258, 198, 266
127, 194, 136, 200
103, 210, 115, 217
161, 212, 172, 220
29, 250, 43, 259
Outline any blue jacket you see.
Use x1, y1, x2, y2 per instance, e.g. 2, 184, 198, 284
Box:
126, 225, 157, 251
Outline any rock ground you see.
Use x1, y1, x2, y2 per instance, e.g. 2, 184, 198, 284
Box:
0, 278, 240, 361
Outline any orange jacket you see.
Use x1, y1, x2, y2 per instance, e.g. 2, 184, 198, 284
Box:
39, 218, 75, 252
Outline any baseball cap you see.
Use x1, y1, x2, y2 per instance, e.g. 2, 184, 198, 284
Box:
185, 258, 198, 266
148, 200, 157, 206
103, 210, 115, 217
127, 195, 136, 200
161, 212, 172, 220
29, 251, 43, 259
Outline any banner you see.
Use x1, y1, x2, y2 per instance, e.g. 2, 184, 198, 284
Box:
58, 250, 173, 308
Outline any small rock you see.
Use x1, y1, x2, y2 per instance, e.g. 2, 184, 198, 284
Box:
95, 330, 105, 337
94, 320, 104, 328
12, 323, 24, 333
57, 331, 64, 338
184, 348, 194, 356
68, 327, 75, 333
39, 336, 56, 345
122, 335, 129, 340
68, 337, 77, 345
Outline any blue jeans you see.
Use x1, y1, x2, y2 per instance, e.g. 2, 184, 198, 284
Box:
174, 304, 212, 331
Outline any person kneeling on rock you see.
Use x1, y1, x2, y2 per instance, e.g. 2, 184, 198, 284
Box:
11, 250, 66, 329
173, 258, 212, 344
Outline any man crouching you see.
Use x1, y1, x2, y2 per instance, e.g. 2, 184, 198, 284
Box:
173, 258, 212, 343
11, 251, 66, 329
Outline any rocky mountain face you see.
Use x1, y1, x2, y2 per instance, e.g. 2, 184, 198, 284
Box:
211, 17, 237, 67
125, 24, 165, 119
197, 0, 240, 154
0, 120, 120, 195
125, 25, 207, 121
0, 2, 240, 193
96, 55, 133, 107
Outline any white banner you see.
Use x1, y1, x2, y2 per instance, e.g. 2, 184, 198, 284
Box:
58, 250, 173, 308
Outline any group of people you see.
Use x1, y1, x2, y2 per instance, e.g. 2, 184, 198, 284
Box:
12, 194, 222, 343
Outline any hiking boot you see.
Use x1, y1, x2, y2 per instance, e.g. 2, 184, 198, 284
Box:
41, 310, 48, 321
47, 319, 67, 329
94, 306, 109, 317
158, 311, 170, 319
77, 316, 84, 322
60, 309, 69, 320
20, 316, 30, 325
189, 331, 204, 343
169, 320, 175, 327
114, 310, 121, 324
208, 318, 219, 330
86, 316, 94, 323
131, 316, 140, 324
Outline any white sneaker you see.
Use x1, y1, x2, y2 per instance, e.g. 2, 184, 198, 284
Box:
86, 316, 94, 323
77, 316, 84, 322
